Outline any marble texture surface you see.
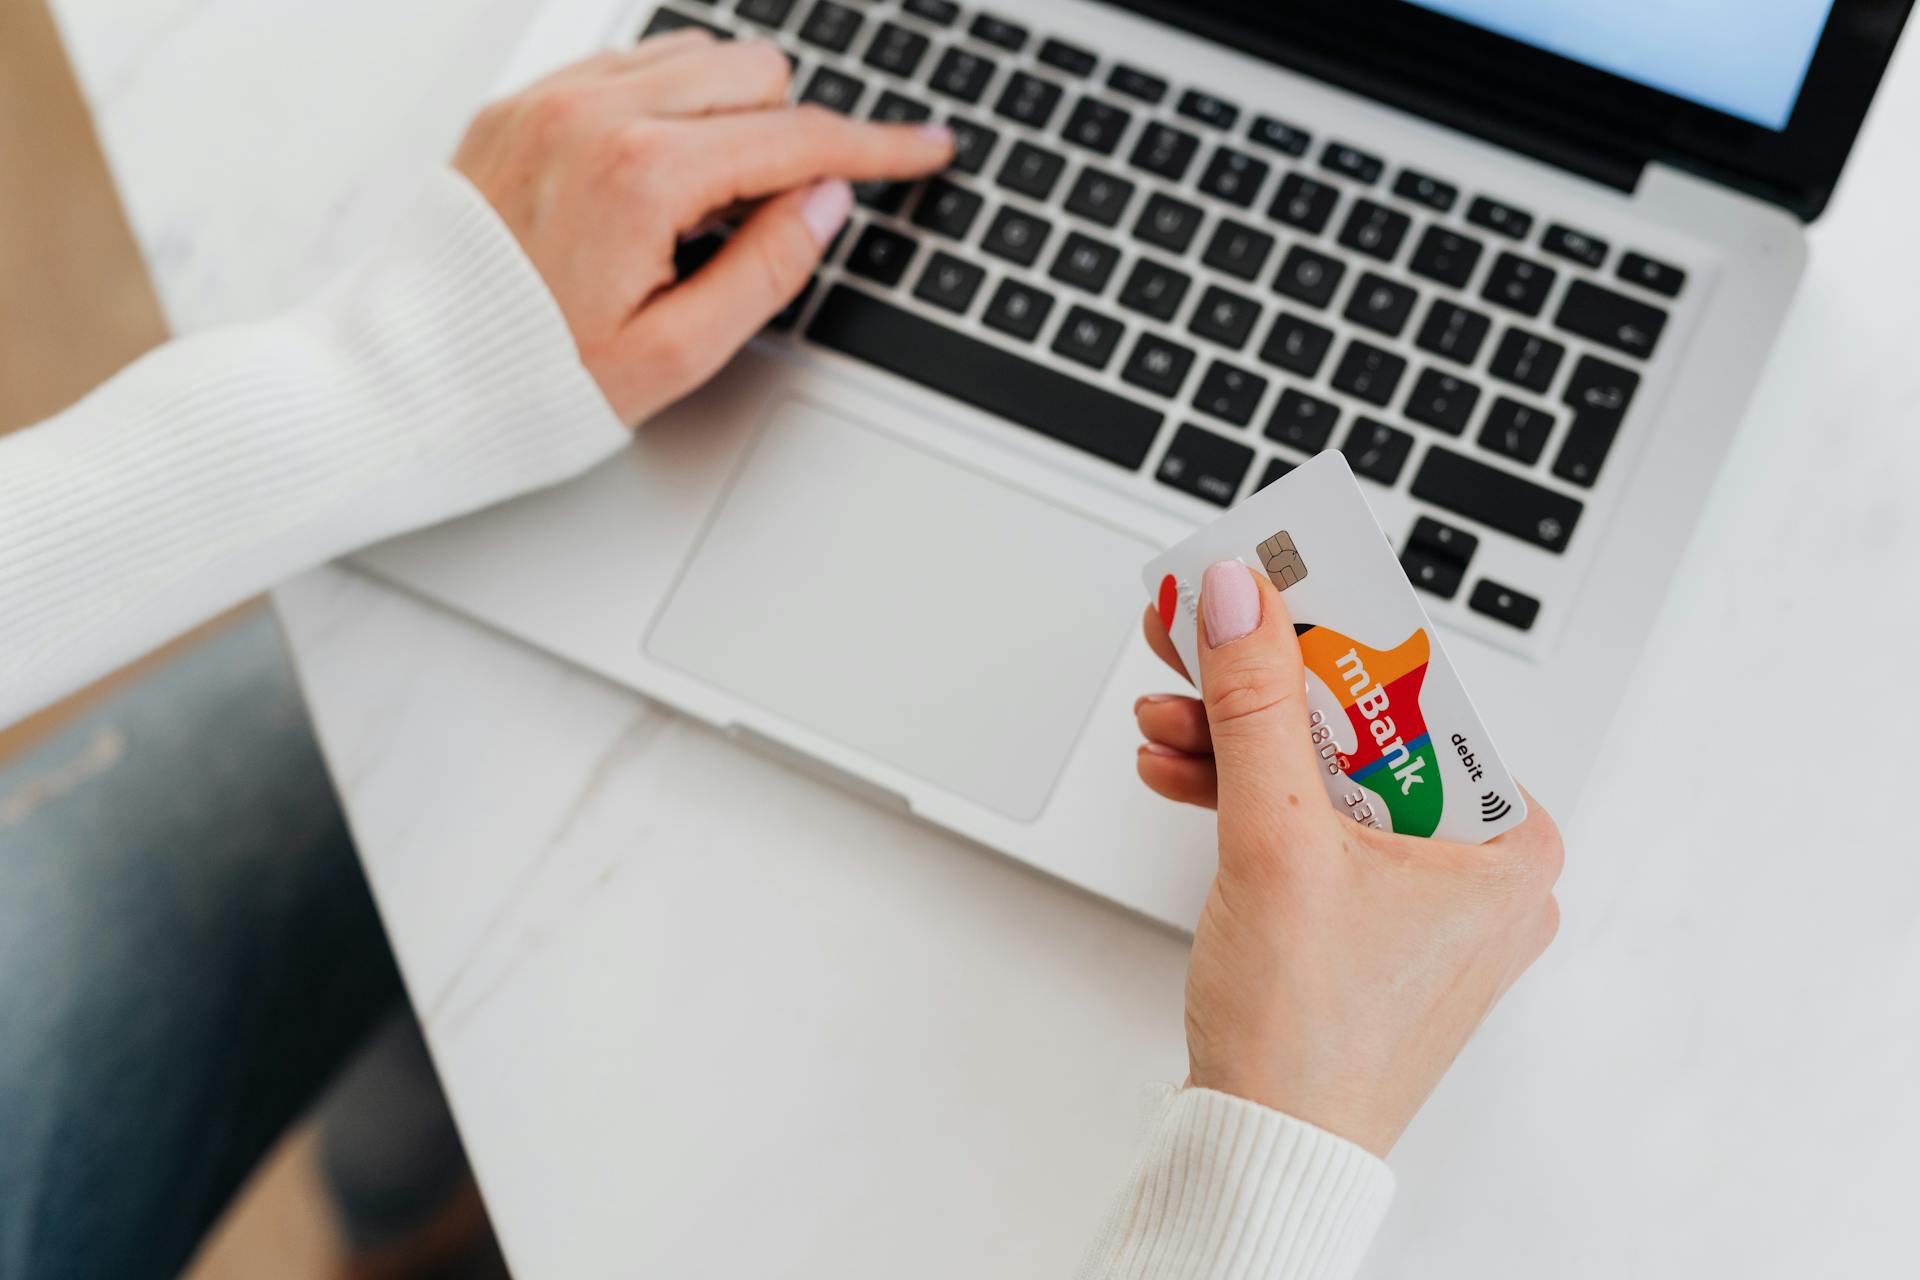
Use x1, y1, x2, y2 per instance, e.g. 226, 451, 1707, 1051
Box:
50, 0, 1920, 1274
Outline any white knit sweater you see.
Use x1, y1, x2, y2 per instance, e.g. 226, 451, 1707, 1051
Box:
0, 169, 1395, 1276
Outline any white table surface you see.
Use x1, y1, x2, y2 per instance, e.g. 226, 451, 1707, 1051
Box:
54, 1, 1920, 1274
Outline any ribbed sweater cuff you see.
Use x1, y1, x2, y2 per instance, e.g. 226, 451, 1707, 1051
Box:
1, 168, 628, 725
1077, 1086, 1395, 1280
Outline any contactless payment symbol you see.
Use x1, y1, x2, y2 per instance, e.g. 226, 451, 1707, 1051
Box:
1295, 623, 1443, 837
1256, 531, 1307, 591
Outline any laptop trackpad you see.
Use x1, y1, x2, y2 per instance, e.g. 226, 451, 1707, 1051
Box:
646, 399, 1153, 822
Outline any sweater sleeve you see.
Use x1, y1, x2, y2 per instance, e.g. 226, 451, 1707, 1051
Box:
1077, 1086, 1396, 1280
0, 168, 629, 728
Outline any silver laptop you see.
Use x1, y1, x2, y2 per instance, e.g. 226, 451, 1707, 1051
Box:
357, 0, 1911, 929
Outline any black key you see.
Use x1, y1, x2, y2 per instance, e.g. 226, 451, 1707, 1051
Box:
845, 224, 918, 285
1410, 447, 1583, 552
1409, 515, 1479, 564
1554, 355, 1640, 487
1268, 173, 1338, 235
1488, 327, 1565, 394
1467, 195, 1533, 240
1157, 424, 1253, 506
1258, 313, 1334, 377
1255, 456, 1297, 490
902, 0, 959, 25
1393, 169, 1457, 212
1063, 167, 1136, 227
969, 12, 1027, 51
1052, 304, 1125, 369
642, 8, 727, 37
809, 286, 1161, 468
1197, 147, 1270, 207
1341, 418, 1414, 485
1619, 251, 1686, 298
997, 141, 1067, 200
946, 117, 998, 173
1479, 396, 1555, 464
737, 0, 798, 27
864, 21, 929, 75
1129, 123, 1201, 181
980, 206, 1051, 266
1248, 115, 1311, 157
1271, 245, 1345, 309
1178, 89, 1239, 131
1133, 192, 1204, 253
1408, 226, 1484, 289
929, 47, 996, 103
1038, 38, 1098, 77
1321, 141, 1384, 184
1050, 231, 1121, 294
1561, 352, 1640, 418
1264, 388, 1340, 452
1188, 285, 1263, 350
982, 278, 1054, 340
1193, 360, 1267, 426
1337, 200, 1411, 262
995, 71, 1063, 128
1061, 98, 1131, 155
1543, 223, 1608, 269
910, 178, 983, 239
1107, 63, 1168, 104
1405, 368, 1480, 435
798, 0, 863, 52
1415, 299, 1492, 366
1343, 272, 1419, 337
913, 251, 986, 312
1482, 252, 1556, 317
870, 89, 933, 123
853, 180, 913, 214
801, 66, 866, 113
1122, 333, 1197, 398
1201, 219, 1276, 282
1331, 340, 1406, 406
1469, 579, 1540, 631
1401, 546, 1465, 599
1555, 280, 1667, 360
1117, 258, 1191, 321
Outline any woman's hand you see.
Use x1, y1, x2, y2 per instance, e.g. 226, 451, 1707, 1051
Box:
454, 32, 952, 425
1134, 562, 1564, 1157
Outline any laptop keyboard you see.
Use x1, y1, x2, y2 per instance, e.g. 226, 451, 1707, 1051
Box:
642, 0, 1691, 638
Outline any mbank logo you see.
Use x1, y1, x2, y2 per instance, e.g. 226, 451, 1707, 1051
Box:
1295, 624, 1443, 837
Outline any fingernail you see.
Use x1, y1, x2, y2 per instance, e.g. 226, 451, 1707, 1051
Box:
800, 178, 853, 247
1202, 561, 1261, 648
1135, 694, 1183, 709
917, 122, 955, 148
1140, 742, 1187, 758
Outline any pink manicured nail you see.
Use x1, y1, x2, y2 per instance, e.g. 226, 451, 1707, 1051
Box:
1202, 561, 1260, 647
1137, 694, 1184, 705
917, 122, 955, 148
1140, 742, 1188, 758
800, 179, 854, 247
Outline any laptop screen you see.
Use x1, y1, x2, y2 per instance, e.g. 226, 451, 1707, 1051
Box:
1402, 0, 1838, 130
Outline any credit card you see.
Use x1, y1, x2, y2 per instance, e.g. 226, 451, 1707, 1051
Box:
1142, 452, 1527, 843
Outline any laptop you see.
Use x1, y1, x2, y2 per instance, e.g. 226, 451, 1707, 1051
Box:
356, 0, 1911, 929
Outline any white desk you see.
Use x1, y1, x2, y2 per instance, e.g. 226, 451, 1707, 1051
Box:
56, 0, 1920, 1273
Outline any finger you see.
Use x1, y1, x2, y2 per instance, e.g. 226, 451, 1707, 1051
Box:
1137, 745, 1220, 810
668, 106, 953, 220
613, 38, 791, 116
1140, 605, 1192, 684
1135, 695, 1211, 756
608, 179, 851, 419
1191, 562, 1331, 836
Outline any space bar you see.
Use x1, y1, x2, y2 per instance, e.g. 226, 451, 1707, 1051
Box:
806, 285, 1164, 471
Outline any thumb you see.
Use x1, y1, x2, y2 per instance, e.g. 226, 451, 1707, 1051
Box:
1194, 561, 1331, 833
611, 178, 851, 417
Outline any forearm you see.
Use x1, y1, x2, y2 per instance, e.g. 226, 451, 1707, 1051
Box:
1078, 1087, 1394, 1280
0, 170, 627, 726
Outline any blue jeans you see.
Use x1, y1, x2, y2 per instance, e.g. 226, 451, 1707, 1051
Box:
0, 615, 466, 1278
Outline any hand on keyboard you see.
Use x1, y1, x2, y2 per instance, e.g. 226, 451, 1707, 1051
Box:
453, 29, 953, 425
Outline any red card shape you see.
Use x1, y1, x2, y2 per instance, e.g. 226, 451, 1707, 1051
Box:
1156, 574, 1179, 633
